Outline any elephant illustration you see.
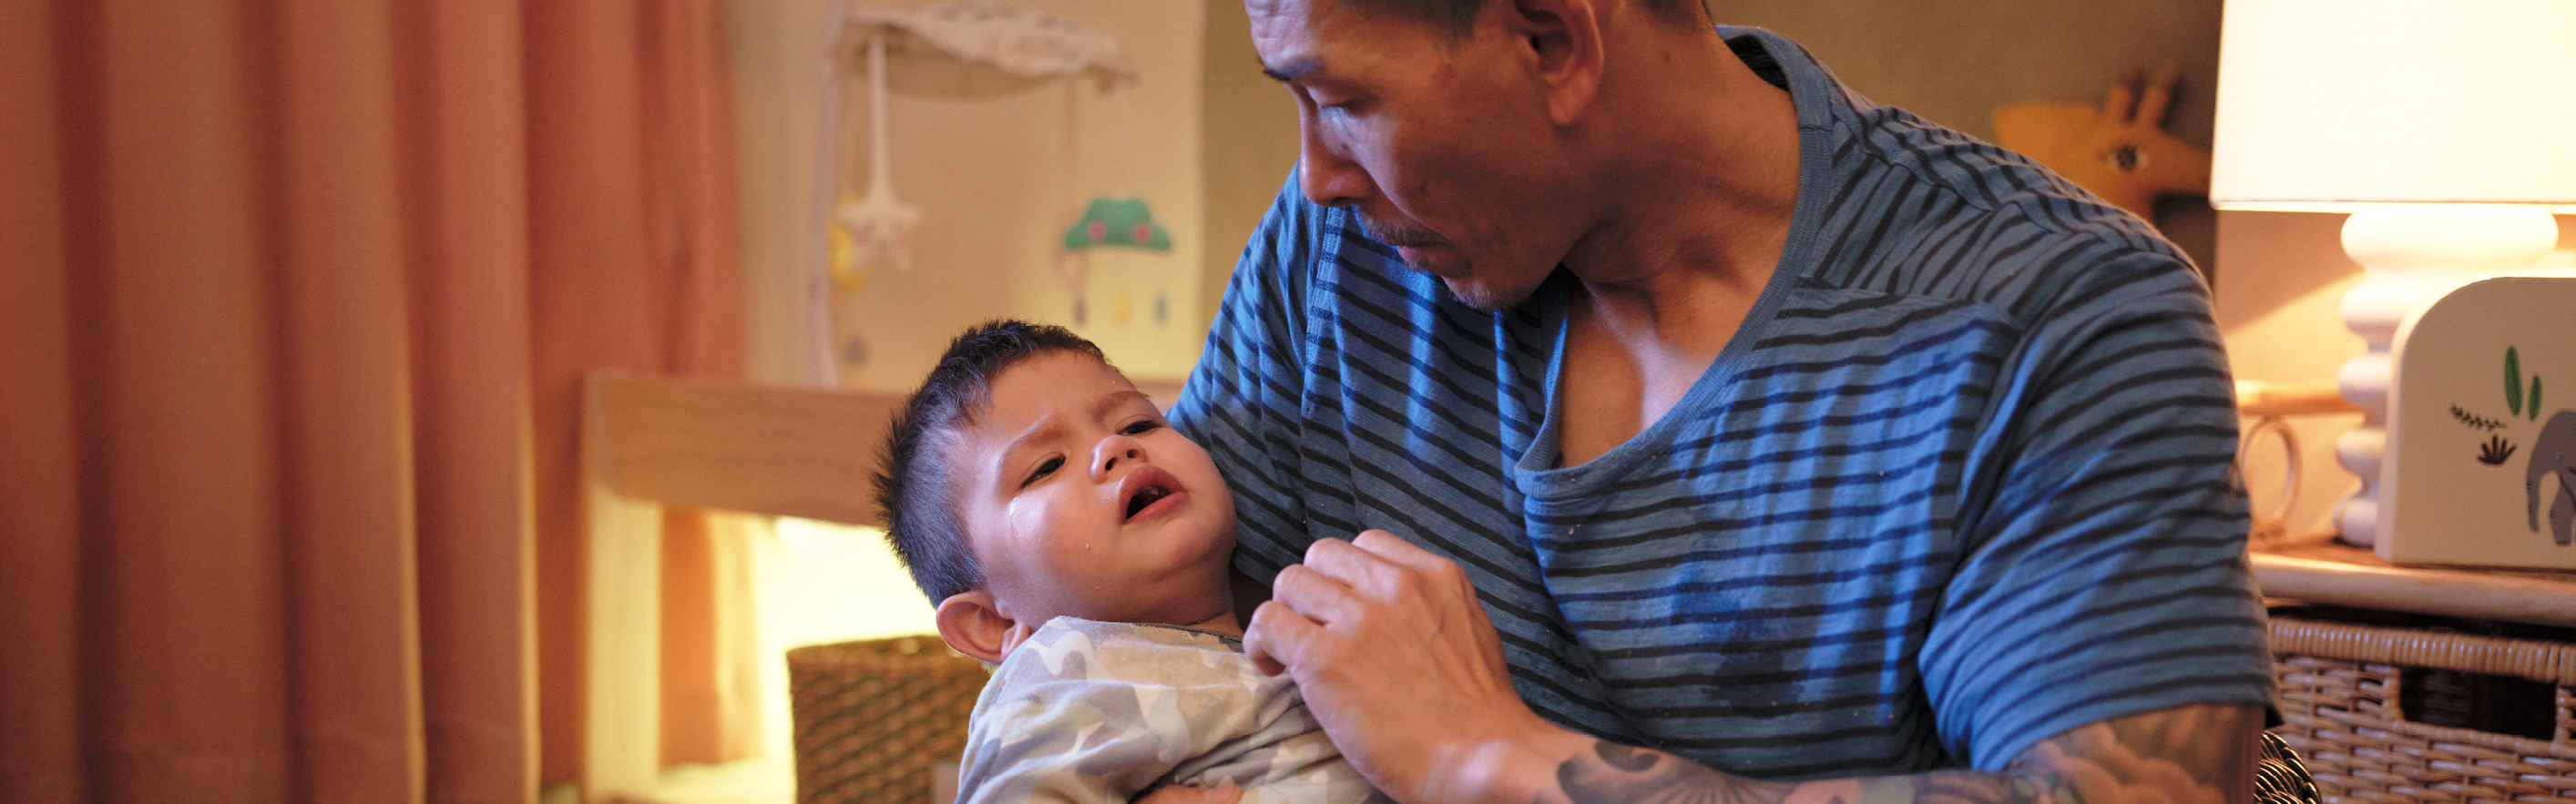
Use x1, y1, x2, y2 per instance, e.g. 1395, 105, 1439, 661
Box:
2531, 410, 2576, 546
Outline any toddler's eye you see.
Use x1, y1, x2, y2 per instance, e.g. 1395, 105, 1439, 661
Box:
1023, 457, 1062, 487
1120, 420, 1160, 436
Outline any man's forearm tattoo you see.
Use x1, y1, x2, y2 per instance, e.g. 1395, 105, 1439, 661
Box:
1558, 742, 1794, 804
1902, 771, 2084, 804
1555, 741, 2085, 804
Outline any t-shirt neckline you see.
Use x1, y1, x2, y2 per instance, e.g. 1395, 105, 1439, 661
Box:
1509, 27, 1844, 500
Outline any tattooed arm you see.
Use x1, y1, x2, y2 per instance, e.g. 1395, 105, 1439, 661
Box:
1538, 703, 2262, 804
1242, 533, 2263, 804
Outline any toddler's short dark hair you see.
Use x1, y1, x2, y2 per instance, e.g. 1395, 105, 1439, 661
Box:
874, 320, 1111, 604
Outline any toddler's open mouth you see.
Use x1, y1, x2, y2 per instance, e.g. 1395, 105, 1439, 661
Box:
1118, 465, 1183, 523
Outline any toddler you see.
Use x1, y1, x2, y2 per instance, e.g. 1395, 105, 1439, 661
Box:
875, 320, 1386, 804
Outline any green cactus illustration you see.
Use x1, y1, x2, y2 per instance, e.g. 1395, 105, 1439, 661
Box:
2508, 347, 2525, 415
2534, 376, 2545, 421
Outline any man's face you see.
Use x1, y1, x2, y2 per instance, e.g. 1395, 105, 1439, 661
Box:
953, 351, 1238, 630
1250, 0, 1576, 310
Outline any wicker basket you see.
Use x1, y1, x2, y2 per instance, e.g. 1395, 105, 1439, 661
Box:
787, 635, 992, 804
2268, 607, 2576, 804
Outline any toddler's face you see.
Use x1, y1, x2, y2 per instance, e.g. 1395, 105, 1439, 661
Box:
952, 351, 1237, 630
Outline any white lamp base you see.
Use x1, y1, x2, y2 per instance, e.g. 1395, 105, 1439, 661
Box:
2332, 205, 2561, 546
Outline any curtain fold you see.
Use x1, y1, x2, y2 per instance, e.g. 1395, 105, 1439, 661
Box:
400, 1, 543, 802
0, 0, 750, 800
639, 0, 755, 768
0, 1, 87, 799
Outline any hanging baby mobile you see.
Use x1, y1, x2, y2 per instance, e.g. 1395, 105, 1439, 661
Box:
1055, 76, 1170, 324
821, 0, 1140, 331
831, 20, 923, 287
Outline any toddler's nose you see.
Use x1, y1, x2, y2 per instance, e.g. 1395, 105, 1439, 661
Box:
1091, 434, 1144, 478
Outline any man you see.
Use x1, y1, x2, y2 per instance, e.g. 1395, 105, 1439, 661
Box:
1165, 1, 2274, 803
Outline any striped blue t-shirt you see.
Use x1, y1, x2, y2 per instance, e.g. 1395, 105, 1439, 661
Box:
1169, 27, 2270, 779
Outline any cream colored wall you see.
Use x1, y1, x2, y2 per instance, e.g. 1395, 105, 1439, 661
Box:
834, 0, 1207, 391
729, 0, 1207, 392
1200, 2, 1302, 328
727, 0, 835, 387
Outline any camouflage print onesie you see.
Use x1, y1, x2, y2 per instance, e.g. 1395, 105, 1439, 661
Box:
956, 616, 1390, 804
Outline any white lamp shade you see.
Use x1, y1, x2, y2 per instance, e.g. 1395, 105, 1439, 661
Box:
2211, 0, 2576, 211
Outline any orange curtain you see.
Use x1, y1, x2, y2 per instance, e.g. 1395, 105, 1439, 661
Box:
0, 0, 748, 800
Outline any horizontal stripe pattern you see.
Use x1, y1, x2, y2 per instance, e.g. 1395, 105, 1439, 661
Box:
1170, 26, 2267, 779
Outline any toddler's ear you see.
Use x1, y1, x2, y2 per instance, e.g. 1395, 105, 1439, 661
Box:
935, 589, 1023, 664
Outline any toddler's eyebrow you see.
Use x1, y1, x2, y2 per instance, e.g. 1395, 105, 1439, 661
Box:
995, 389, 1160, 477
1099, 389, 1153, 417
997, 417, 1064, 481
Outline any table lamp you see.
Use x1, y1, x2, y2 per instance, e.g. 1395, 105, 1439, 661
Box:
2210, 0, 2576, 550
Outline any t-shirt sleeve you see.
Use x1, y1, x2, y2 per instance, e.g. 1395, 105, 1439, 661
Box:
1170, 174, 1328, 583
1920, 249, 2274, 770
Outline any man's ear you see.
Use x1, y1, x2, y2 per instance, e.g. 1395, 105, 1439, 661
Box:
935, 589, 1027, 664
1501, 0, 1604, 127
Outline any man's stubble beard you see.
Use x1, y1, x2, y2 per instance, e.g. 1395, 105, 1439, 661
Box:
1362, 217, 1543, 313
1438, 273, 1531, 313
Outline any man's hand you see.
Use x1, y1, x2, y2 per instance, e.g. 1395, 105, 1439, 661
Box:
1239, 532, 2264, 804
1241, 530, 1588, 803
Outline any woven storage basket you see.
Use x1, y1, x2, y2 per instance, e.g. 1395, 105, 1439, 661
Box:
2269, 608, 2576, 804
788, 635, 991, 804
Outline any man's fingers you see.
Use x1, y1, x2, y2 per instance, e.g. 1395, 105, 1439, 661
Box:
1242, 599, 1317, 677
1343, 528, 1475, 595
1299, 536, 1400, 594
1350, 527, 1445, 571
1269, 562, 1361, 626
1309, 529, 1457, 585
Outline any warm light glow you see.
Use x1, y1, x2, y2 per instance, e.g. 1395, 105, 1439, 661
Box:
755, 517, 937, 761
2211, 3, 2574, 548
2211, 1, 2576, 212
2332, 205, 2560, 375
2339, 206, 2561, 270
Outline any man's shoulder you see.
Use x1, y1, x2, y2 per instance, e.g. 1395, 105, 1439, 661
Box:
1804, 128, 2203, 331
1752, 26, 2203, 327
1834, 107, 2178, 265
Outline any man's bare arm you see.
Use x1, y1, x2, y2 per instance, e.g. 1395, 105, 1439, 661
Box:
1241, 532, 2264, 804
1542, 703, 2261, 804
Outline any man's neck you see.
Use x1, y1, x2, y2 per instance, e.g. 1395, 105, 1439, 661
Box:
1551, 25, 1801, 466
1563, 23, 1799, 295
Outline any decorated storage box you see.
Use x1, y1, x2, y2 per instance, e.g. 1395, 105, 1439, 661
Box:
2384, 273, 2576, 568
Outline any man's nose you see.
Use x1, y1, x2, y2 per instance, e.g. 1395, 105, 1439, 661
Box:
1296, 118, 1368, 209
1091, 434, 1144, 478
